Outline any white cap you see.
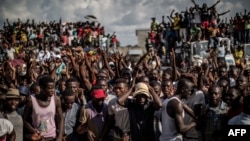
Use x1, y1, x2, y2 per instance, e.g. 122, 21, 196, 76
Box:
109, 62, 115, 66
55, 54, 61, 59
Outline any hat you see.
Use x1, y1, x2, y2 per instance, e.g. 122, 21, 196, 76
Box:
19, 86, 29, 96
6, 88, 20, 99
55, 54, 61, 59
133, 83, 151, 98
91, 89, 106, 99
109, 62, 115, 67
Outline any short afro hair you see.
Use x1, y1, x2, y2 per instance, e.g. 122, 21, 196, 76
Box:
38, 76, 55, 88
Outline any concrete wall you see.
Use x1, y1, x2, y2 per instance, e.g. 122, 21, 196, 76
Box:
107, 28, 150, 57
135, 28, 150, 48
116, 46, 147, 56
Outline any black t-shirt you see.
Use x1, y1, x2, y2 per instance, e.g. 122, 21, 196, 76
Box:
200, 8, 210, 21
126, 99, 156, 141
179, 17, 189, 28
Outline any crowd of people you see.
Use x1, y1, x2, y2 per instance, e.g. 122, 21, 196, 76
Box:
1, 0, 250, 141
147, 0, 250, 68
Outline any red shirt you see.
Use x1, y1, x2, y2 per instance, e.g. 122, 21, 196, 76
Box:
111, 37, 118, 43
0, 135, 6, 141
78, 27, 83, 37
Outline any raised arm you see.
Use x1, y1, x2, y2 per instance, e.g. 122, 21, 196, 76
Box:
191, 0, 199, 8
170, 9, 175, 19
148, 85, 162, 109
208, 0, 221, 9
218, 10, 230, 17
117, 88, 133, 106
101, 50, 115, 78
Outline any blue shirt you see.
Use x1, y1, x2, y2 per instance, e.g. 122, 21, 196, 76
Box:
63, 103, 80, 135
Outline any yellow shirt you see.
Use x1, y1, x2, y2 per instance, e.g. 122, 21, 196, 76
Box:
21, 33, 28, 42
173, 17, 180, 30
234, 49, 243, 64
151, 22, 158, 31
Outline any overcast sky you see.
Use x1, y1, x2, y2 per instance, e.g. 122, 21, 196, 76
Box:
0, 0, 249, 46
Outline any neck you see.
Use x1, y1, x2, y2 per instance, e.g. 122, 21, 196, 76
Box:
210, 101, 220, 108
38, 93, 50, 101
62, 105, 70, 112
5, 109, 15, 114
93, 103, 103, 113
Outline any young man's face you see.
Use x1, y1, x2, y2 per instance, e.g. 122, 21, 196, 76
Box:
121, 71, 131, 83
208, 87, 222, 107
59, 81, 66, 92
96, 80, 108, 91
92, 97, 105, 107
162, 81, 173, 98
181, 82, 194, 99
96, 73, 108, 82
63, 95, 75, 110
153, 85, 161, 96
114, 83, 128, 97
66, 82, 79, 94
236, 76, 248, 91
43, 82, 56, 97
135, 94, 148, 106
149, 70, 158, 81
6, 98, 19, 111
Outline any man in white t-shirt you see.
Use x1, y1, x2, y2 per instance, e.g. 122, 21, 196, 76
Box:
102, 35, 108, 52
6, 46, 15, 60
160, 78, 196, 141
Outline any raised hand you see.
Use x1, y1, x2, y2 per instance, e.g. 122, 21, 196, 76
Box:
66, 48, 72, 56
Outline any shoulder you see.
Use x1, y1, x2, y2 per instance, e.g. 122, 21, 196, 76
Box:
26, 95, 34, 107
54, 95, 62, 106
54, 95, 61, 102
228, 115, 241, 125
168, 97, 183, 109
108, 97, 118, 106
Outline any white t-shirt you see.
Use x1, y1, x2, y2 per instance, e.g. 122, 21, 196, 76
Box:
0, 118, 14, 137
6, 48, 15, 60
217, 45, 225, 58
175, 41, 183, 54
192, 10, 201, 24
102, 37, 108, 47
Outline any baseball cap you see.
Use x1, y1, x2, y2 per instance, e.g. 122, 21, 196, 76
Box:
91, 89, 106, 99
